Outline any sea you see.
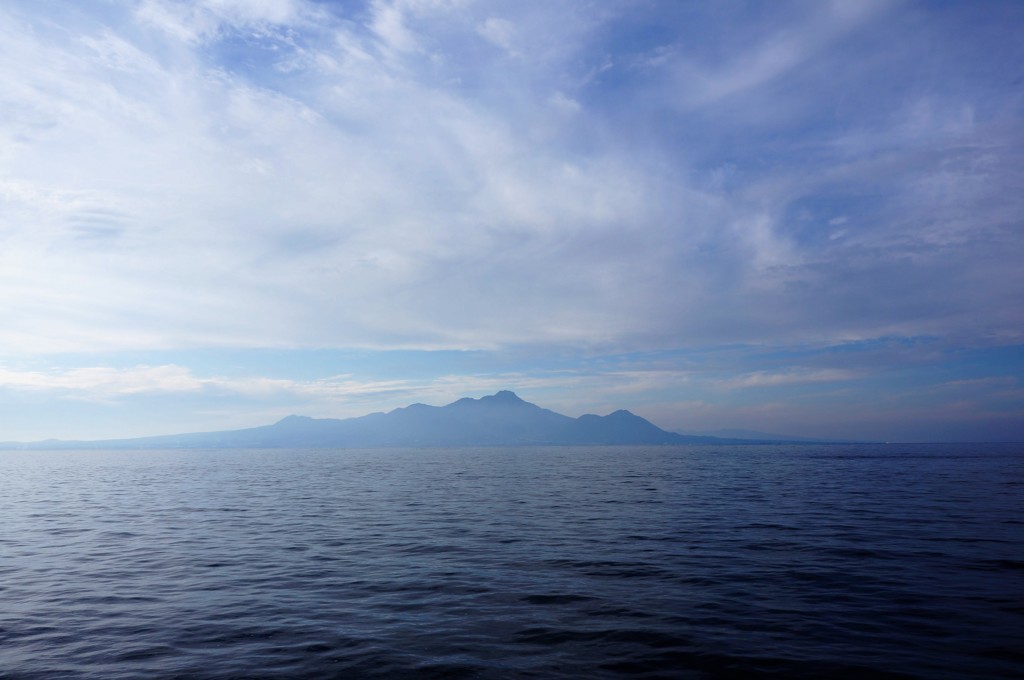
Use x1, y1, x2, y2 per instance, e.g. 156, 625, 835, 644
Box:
1, 444, 1021, 679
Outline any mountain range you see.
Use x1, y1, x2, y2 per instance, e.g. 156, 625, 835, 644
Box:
1, 390, 763, 449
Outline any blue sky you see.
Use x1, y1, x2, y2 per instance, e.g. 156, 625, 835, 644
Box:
1, 0, 1022, 442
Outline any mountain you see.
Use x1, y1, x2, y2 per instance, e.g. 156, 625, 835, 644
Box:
3, 391, 732, 449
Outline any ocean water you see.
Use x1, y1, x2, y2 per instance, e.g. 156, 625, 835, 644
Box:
1, 444, 1021, 679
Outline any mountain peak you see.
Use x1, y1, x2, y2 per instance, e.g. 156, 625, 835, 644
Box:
448, 391, 527, 408
485, 390, 524, 403
276, 414, 313, 425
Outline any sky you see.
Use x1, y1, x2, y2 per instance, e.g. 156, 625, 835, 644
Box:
1, 0, 1022, 443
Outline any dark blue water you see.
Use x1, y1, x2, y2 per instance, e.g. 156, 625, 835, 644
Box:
1, 444, 1021, 679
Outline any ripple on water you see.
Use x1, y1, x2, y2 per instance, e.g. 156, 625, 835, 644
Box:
0, 444, 1021, 679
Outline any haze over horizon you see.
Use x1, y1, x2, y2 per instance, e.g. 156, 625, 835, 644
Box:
2, 0, 1022, 443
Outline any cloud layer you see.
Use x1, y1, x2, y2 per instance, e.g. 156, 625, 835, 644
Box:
3, 0, 1020, 355
1, 1, 1022, 441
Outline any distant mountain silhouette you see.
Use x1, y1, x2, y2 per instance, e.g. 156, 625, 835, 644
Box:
3, 391, 742, 449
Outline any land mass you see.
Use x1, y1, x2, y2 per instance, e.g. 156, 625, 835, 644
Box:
0, 390, 780, 449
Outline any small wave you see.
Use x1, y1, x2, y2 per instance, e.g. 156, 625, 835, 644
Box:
520, 593, 595, 605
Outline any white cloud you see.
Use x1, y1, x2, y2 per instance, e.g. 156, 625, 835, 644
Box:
135, 0, 307, 43
477, 17, 516, 54
0, 1, 713, 354
205, 0, 300, 25
0, 365, 204, 396
0, 362, 686, 422
667, 0, 892, 110
718, 369, 860, 390
549, 91, 581, 115
0, 0, 1020, 362
0, 363, 411, 402
370, 0, 419, 53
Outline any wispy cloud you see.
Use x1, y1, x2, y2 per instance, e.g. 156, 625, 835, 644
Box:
665, 0, 892, 111
2, 0, 1020, 356
0, 362, 673, 406
1, 0, 1021, 441
717, 369, 860, 391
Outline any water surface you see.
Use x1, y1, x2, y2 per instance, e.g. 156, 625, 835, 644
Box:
1, 444, 1021, 678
